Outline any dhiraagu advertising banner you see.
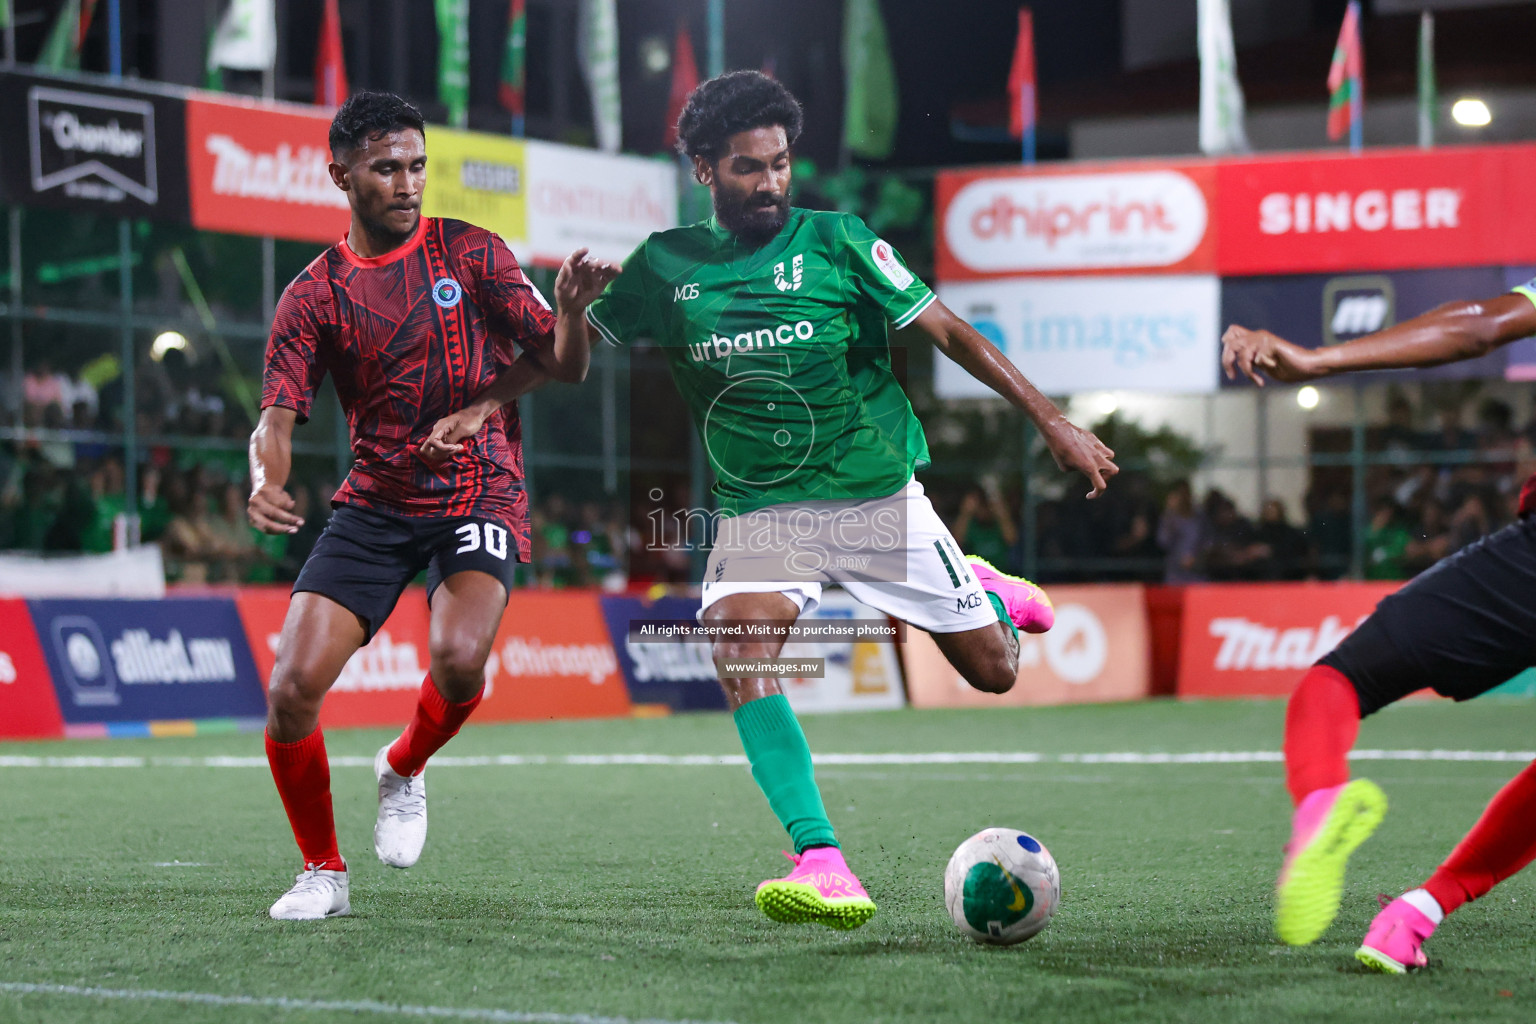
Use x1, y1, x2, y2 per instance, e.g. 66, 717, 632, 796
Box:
421, 127, 527, 249
934, 274, 1220, 396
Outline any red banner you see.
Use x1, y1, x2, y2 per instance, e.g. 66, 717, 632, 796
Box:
479, 591, 631, 721
1214, 145, 1536, 276
1175, 582, 1400, 698
904, 584, 1151, 707
236, 587, 629, 729
186, 96, 349, 244
935, 162, 1217, 281
0, 597, 63, 739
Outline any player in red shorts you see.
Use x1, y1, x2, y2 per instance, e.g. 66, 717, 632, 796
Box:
1223, 278, 1536, 971
247, 91, 616, 920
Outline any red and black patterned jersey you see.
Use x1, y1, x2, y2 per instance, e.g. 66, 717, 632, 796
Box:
262, 216, 555, 560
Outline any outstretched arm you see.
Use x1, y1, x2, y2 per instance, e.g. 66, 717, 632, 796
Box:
904, 300, 1119, 499
1223, 293, 1536, 386
528, 248, 621, 383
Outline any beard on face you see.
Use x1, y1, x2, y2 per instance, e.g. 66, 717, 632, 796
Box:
359, 198, 420, 245
714, 185, 790, 247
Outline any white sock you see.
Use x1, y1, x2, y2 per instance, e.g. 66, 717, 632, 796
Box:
1401, 888, 1445, 925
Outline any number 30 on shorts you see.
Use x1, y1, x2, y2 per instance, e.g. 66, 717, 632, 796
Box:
455, 521, 509, 559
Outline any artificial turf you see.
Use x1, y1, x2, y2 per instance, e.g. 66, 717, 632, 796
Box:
3, 698, 1536, 1024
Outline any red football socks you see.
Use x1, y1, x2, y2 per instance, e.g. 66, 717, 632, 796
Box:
386, 674, 483, 777
1283, 665, 1361, 806
265, 729, 345, 872
1424, 759, 1536, 916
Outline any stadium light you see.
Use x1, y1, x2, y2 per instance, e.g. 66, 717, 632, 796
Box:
1093, 392, 1119, 416
1297, 385, 1321, 410
1452, 98, 1492, 127
150, 331, 189, 362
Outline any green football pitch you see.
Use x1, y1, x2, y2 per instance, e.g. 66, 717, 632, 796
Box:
5, 698, 1536, 1024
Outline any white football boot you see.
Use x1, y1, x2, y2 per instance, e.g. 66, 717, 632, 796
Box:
374, 743, 427, 868
269, 866, 350, 920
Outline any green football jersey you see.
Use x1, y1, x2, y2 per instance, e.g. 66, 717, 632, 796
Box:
586, 208, 935, 516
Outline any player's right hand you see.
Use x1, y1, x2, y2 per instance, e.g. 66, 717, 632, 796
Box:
1221, 325, 1323, 385
418, 407, 488, 464
248, 483, 303, 535
1040, 418, 1119, 500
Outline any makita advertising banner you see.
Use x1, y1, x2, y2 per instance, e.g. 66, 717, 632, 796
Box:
935, 274, 1220, 396
0, 597, 64, 740
0, 69, 189, 221
1219, 266, 1513, 385
185, 95, 348, 243
904, 584, 1151, 708
28, 597, 267, 725
1175, 583, 1399, 698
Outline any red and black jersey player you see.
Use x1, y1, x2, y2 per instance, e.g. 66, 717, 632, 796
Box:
248, 92, 616, 920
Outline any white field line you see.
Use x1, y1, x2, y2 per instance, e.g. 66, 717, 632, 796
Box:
0, 981, 736, 1024
2, 750, 1535, 769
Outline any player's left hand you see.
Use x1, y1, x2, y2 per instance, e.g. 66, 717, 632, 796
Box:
555, 248, 621, 313
1040, 418, 1119, 500
419, 407, 489, 464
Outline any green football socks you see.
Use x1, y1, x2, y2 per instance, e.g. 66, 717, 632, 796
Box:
733, 694, 838, 852
987, 591, 1020, 643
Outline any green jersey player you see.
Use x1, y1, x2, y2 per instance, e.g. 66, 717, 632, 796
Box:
586, 72, 1118, 929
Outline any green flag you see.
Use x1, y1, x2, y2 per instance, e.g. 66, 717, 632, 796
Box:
436, 0, 470, 129
842, 0, 898, 161
39, 0, 83, 70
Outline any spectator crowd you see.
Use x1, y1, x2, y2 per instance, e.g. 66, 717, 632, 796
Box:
4, 360, 1530, 592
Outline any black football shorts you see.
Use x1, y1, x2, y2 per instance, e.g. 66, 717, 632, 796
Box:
1321, 516, 1536, 715
292, 504, 516, 642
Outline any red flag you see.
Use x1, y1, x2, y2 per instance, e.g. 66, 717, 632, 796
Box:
1326, 0, 1362, 141
1008, 7, 1036, 139
77, 0, 99, 49
314, 0, 349, 108
664, 22, 700, 151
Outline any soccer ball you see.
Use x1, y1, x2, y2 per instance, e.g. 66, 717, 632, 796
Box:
944, 827, 1060, 945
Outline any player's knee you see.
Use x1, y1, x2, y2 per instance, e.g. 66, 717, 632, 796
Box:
964, 656, 1017, 695
430, 638, 490, 697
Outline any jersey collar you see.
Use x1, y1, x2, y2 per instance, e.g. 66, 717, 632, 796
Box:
339, 215, 428, 268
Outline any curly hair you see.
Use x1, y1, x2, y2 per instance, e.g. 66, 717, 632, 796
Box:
675, 71, 803, 161
328, 91, 427, 157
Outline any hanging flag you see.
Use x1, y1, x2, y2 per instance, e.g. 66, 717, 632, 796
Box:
1327, 0, 1363, 150
1198, 0, 1249, 155
1417, 10, 1435, 149
498, 0, 527, 136
1007, 7, 1036, 165
38, 0, 97, 70
314, 0, 348, 107
664, 21, 699, 152
208, 0, 276, 75
578, 0, 621, 153
436, 0, 470, 129
842, 0, 898, 161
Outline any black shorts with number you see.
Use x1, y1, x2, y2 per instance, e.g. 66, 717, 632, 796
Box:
1321, 516, 1536, 716
293, 504, 517, 642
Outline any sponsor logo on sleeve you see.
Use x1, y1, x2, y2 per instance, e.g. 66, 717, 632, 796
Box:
871, 240, 914, 289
